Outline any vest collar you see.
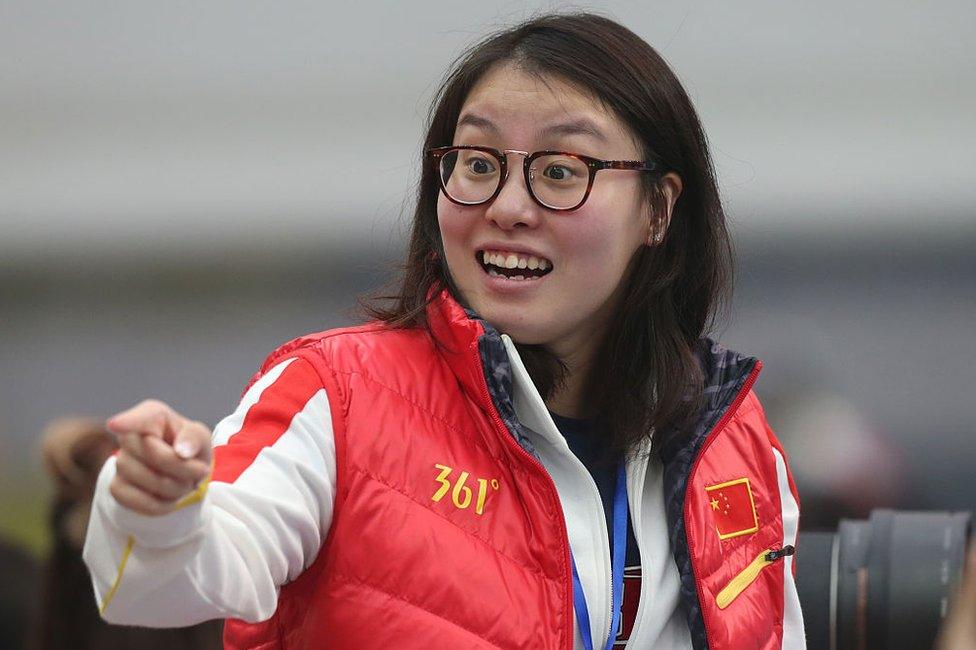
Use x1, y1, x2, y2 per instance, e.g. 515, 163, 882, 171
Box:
426, 285, 762, 455
426, 286, 490, 403
426, 286, 543, 459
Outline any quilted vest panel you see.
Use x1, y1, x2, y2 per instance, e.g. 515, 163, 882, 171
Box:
224, 319, 573, 649
684, 390, 793, 649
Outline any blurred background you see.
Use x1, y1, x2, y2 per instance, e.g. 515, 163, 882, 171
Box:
1, 0, 973, 576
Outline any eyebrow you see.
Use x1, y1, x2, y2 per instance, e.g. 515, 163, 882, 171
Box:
456, 112, 609, 143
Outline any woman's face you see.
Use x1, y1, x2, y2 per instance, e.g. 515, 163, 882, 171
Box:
437, 63, 653, 363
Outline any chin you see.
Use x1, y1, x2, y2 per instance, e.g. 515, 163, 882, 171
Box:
477, 309, 551, 345
459, 286, 557, 344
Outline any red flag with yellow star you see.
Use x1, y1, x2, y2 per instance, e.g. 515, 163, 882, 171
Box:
705, 478, 759, 540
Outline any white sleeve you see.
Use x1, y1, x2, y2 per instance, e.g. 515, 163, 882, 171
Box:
82, 356, 337, 626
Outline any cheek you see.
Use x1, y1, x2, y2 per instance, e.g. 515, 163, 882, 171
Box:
559, 214, 636, 270
437, 197, 475, 277
554, 205, 644, 291
437, 195, 464, 250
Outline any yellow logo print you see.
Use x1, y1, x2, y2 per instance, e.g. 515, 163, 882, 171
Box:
431, 463, 499, 515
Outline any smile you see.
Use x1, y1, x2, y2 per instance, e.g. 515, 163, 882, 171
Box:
476, 249, 553, 281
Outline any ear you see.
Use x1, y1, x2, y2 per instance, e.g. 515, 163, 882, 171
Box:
647, 172, 683, 246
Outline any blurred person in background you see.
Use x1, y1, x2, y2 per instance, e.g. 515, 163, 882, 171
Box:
0, 537, 38, 650
761, 383, 906, 530
82, 13, 805, 649
937, 545, 976, 649
33, 417, 221, 650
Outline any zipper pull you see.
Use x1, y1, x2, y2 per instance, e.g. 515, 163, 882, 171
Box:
764, 545, 795, 562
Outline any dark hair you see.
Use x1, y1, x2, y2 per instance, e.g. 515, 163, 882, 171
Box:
365, 11, 734, 458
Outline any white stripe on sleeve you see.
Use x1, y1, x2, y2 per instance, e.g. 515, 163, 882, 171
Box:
212, 356, 298, 448
772, 447, 806, 649
86, 356, 338, 626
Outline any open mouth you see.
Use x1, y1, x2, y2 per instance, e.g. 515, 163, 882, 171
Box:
476, 250, 554, 281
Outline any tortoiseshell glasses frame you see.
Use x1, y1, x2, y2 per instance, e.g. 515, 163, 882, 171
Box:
427, 145, 662, 212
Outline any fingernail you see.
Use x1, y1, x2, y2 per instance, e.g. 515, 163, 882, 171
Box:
174, 440, 196, 459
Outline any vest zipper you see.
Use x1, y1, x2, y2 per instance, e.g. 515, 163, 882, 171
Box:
683, 360, 762, 646
601, 487, 614, 649
715, 545, 795, 609
471, 344, 575, 650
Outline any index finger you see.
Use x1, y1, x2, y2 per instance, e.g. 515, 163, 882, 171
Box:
118, 433, 209, 484
107, 399, 185, 443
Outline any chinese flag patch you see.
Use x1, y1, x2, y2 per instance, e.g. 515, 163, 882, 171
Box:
705, 477, 759, 540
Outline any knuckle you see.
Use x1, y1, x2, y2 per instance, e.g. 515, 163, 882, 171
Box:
122, 440, 144, 462
109, 480, 128, 504
146, 471, 166, 491
120, 436, 140, 455
142, 439, 165, 464
148, 497, 173, 516
146, 448, 179, 478
115, 455, 133, 478
136, 440, 155, 465
143, 494, 166, 515
159, 476, 183, 495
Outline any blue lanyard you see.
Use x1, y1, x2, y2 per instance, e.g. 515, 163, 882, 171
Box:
570, 463, 628, 650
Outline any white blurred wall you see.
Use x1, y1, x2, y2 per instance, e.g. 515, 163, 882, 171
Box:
1, 2, 974, 541
1, 0, 974, 266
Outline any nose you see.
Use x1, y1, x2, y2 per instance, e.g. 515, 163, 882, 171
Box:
484, 151, 543, 230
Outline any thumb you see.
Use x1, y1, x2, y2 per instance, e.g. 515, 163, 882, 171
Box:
173, 419, 212, 462
173, 437, 198, 460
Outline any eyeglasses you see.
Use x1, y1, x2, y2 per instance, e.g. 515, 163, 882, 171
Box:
427, 145, 662, 212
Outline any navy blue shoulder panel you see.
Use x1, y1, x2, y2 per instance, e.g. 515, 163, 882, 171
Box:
472, 315, 541, 460
660, 337, 759, 650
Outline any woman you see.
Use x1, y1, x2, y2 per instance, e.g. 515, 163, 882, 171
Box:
83, 13, 804, 650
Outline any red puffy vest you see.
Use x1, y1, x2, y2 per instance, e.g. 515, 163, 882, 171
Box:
223, 288, 801, 649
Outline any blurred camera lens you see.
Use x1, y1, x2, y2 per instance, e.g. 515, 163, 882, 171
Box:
797, 509, 971, 649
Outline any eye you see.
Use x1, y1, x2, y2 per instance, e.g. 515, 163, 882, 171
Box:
543, 163, 576, 181
466, 156, 496, 175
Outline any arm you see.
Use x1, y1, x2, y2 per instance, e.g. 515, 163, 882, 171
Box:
83, 355, 336, 626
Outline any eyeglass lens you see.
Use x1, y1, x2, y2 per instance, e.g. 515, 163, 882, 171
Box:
438, 148, 590, 210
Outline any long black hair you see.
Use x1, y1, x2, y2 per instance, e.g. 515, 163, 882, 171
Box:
365, 12, 734, 459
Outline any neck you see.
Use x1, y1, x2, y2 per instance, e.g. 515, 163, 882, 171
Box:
544, 341, 597, 419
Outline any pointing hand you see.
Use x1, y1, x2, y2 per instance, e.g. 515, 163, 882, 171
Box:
104, 399, 213, 516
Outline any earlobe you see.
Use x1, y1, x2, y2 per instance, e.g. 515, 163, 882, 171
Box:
646, 172, 683, 246
647, 228, 664, 246
645, 216, 665, 246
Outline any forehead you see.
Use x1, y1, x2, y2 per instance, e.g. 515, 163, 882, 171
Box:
457, 63, 637, 150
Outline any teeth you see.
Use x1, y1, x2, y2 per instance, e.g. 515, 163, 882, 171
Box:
480, 250, 552, 273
